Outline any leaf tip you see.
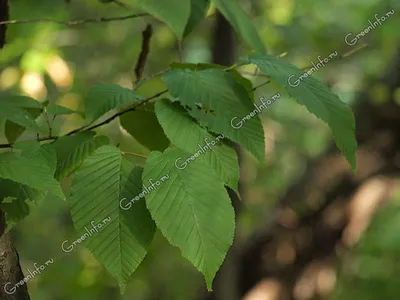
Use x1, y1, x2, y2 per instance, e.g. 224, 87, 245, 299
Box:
205, 277, 214, 292
350, 159, 357, 175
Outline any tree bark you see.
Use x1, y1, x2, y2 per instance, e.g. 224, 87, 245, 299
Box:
198, 11, 243, 300
0, 0, 8, 48
0, 210, 31, 300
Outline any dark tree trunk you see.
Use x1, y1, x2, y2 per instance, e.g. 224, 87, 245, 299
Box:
0, 210, 31, 300
0, 0, 8, 48
1, 2, 32, 298
198, 11, 243, 300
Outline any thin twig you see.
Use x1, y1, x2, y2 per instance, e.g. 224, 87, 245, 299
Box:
83, 89, 168, 132
50, 115, 57, 127
134, 68, 170, 91
249, 45, 368, 91
44, 109, 52, 137
253, 66, 259, 76
301, 44, 369, 71
341, 43, 368, 58
121, 151, 148, 159
0, 89, 168, 149
0, 13, 148, 26
133, 24, 153, 85
252, 80, 271, 91
65, 120, 95, 136
224, 63, 243, 71
0, 45, 366, 150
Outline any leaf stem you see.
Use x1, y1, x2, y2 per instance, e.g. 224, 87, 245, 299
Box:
43, 108, 53, 137
121, 151, 148, 159
224, 63, 243, 71
252, 80, 271, 91
238, 71, 269, 77
134, 69, 170, 91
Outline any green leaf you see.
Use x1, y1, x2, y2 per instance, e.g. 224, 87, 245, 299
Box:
0, 179, 45, 206
0, 152, 64, 200
143, 147, 235, 290
170, 62, 255, 100
155, 99, 239, 192
68, 145, 156, 292
2, 95, 43, 109
0, 181, 44, 232
85, 84, 143, 122
52, 131, 109, 180
135, 0, 191, 39
162, 68, 265, 162
0, 141, 57, 231
120, 103, 170, 151
0, 195, 29, 219
184, 0, 210, 36
5, 113, 39, 144
4, 97, 46, 143
0, 196, 32, 231
241, 53, 357, 172
47, 103, 82, 116
13, 140, 57, 175
211, 0, 265, 52
230, 69, 255, 101
0, 96, 42, 134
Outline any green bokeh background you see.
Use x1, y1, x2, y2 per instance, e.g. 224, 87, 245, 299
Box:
0, 0, 399, 299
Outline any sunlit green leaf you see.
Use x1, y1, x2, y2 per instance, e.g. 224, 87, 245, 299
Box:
85, 84, 143, 122
155, 99, 239, 192
135, 0, 191, 39
52, 131, 109, 180
68, 145, 156, 292
162, 68, 265, 162
143, 147, 235, 290
241, 53, 357, 172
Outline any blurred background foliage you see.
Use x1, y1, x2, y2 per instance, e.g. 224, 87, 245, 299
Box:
0, 0, 399, 299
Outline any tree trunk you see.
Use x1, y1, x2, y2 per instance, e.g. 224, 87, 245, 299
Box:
198, 11, 243, 300
0, 0, 8, 48
0, 210, 31, 300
